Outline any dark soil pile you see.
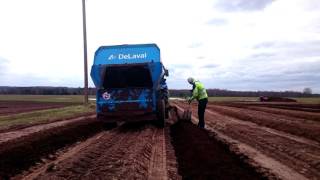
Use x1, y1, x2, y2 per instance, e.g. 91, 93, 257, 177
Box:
170, 121, 266, 180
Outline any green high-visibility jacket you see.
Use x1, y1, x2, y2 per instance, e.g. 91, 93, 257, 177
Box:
191, 81, 208, 101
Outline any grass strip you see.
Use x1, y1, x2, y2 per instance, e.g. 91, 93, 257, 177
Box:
0, 105, 95, 129
0, 95, 95, 103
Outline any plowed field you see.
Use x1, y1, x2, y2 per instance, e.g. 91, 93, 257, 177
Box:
173, 101, 320, 180
0, 107, 268, 180
0, 101, 73, 116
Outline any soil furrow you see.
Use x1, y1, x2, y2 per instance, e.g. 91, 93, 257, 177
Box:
207, 104, 320, 142
173, 101, 319, 179
28, 123, 169, 180
201, 106, 320, 179
0, 116, 104, 179
219, 103, 320, 121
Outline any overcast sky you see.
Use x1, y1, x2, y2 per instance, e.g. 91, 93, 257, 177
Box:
0, 0, 320, 92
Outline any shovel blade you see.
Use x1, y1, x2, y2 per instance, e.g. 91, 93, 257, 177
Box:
182, 109, 192, 121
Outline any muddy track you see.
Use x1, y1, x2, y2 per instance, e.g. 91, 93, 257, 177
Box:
173, 101, 320, 179
13, 121, 177, 180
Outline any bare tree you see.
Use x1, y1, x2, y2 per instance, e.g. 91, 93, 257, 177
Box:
303, 87, 312, 94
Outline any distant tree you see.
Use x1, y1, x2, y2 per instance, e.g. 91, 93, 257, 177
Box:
303, 87, 312, 95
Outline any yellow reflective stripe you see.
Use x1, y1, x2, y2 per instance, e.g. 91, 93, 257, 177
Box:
194, 81, 208, 100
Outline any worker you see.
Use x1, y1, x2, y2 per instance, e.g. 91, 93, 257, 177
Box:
187, 77, 208, 128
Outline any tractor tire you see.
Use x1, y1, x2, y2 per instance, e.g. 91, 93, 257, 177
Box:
157, 99, 165, 127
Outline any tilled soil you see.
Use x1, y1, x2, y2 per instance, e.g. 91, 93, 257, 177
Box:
30, 123, 168, 179
0, 116, 103, 178
216, 102, 320, 121
207, 104, 320, 143
173, 101, 320, 179
1, 108, 269, 180
0, 101, 74, 116
221, 102, 320, 113
170, 121, 266, 180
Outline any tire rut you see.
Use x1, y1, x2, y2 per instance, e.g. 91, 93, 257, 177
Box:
32, 123, 168, 180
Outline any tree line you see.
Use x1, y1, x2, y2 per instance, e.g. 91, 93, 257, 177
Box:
0, 86, 318, 97
0, 86, 96, 95
169, 88, 319, 98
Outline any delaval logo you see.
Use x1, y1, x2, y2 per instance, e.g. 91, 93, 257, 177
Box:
108, 52, 147, 60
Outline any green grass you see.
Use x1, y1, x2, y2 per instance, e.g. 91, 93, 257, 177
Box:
292, 97, 320, 104
0, 95, 95, 103
0, 105, 95, 130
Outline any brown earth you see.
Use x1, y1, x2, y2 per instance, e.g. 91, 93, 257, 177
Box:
173, 101, 320, 180
207, 104, 320, 143
0, 115, 102, 178
219, 102, 320, 113
216, 102, 320, 120
170, 121, 266, 180
1, 108, 268, 180
0, 101, 76, 116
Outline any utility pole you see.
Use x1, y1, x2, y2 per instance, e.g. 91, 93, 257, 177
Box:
82, 0, 88, 105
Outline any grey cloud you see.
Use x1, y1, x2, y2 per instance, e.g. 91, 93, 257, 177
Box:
249, 53, 276, 60
168, 64, 192, 69
206, 18, 228, 26
205, 60, 320, 93
0, 57, 9, 75
188, 42, 204, 49
253, 40, 320, 59
215, 0, 275, 12
254, 40, 320, 49
167, 64, 191, 76
0, 72, 84, 87
201, 64, 219, 69
253, 42, 276, 49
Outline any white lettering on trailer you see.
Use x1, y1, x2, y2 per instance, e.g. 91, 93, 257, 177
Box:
119, 53, 147, 59
107, 52, 147, 61
108, 55, 115, 60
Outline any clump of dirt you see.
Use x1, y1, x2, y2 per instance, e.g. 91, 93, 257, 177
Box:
0, 118, 104, 178
170, 121, 267, 180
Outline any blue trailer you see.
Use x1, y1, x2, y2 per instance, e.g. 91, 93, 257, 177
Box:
90, 44, 169, 126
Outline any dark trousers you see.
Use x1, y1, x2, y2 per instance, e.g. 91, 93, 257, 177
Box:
198, 98, 208, 128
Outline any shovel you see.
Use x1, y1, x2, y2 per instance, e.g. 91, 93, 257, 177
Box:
181, 101, 192, 121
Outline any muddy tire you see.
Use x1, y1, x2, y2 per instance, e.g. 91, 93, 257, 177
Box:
157, 99, 165, 127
